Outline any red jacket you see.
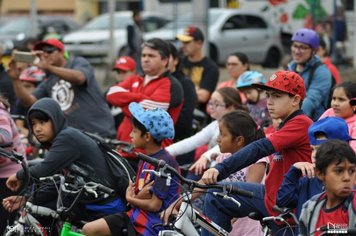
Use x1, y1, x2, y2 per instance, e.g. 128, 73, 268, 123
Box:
107, 71, 183, 147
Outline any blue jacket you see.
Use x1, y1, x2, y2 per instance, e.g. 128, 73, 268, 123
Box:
288, 56, 332, 121
277, 166, 324, 218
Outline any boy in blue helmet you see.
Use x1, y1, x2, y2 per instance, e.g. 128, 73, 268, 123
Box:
83, 102, 180, 236
277, 116, 355, 220
236, 71, 271, 129
287, 28, 333, 121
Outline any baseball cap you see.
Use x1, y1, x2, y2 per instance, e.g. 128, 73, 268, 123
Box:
176, 26, 205, 42
350, 98, 356, 106
34, 38, 65, 52
129, 102, 174, 142
308, 117, 354, 145
253, 70, 306, 99
112, 56, 136, 72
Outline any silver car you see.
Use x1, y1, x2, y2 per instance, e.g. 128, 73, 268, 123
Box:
63, 11, 170, 63
145, 8, 283, 68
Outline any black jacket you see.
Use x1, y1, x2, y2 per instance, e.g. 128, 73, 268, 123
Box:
17, 98, 116, 192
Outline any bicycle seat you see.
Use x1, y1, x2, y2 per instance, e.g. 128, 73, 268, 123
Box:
248, 212, 264, 221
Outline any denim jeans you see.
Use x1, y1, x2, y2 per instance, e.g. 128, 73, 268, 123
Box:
201, 182, 294, 236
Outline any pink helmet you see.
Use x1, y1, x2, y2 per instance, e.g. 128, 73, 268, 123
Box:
19, 66, 46, 84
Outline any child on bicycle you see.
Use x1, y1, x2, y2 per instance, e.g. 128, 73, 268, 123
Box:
211, 110, 268, 235
299, 140, 356, 236
83, 102, 180, 236
277, 116, 354, 221
4, 97, 127, 233
236, 70, 271, 129
200, 70, 313, 235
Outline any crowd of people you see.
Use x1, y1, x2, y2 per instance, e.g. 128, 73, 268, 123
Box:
0, 9, 356, 236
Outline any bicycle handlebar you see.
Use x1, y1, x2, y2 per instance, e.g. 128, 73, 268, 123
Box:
136, 152, 254, 198
40, 175, 115, 196
83, 131, 133, 151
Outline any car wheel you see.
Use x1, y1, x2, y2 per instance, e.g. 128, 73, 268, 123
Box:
263, 47, 281, 68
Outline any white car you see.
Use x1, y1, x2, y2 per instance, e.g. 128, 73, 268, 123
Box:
63, 11, 170, 63
145, 8, 283, 67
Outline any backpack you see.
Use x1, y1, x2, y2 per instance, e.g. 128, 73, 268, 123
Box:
307, 61, 336, 109
83, 132, 136, 199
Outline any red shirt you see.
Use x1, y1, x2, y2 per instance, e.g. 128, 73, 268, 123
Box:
314, 203, 349, 236
265, 114, 313, 215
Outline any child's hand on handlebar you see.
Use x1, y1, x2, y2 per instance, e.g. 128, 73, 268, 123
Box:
6, 174, 22, 192
2, 195, 26, 212
201, 168, 220, 185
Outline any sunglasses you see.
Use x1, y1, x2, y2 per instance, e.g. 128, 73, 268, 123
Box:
42, 46, 58, 54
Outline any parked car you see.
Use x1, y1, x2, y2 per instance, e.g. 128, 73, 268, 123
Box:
63, 11, 170, 63
0, 15, 80, 53
145, 8, 283, 68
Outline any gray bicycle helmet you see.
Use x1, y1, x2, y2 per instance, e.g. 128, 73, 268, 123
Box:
291, 28, 320, 49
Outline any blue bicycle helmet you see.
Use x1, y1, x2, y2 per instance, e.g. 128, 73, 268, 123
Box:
291, 28, 320, 49
236, 71, 266, 89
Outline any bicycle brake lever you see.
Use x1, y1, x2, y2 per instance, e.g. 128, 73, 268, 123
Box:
86, 188, 98, 198
213, 192, 241, 207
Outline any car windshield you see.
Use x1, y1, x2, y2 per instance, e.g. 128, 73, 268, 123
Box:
0, 18, 31, 34
161, 11, 222, 30
83, 14, 132, 30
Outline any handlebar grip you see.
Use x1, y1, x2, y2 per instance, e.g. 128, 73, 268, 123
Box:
97, 184, 115, 195
272, 205, 289, 214
137, 153, 166, 168
229, 186, 254, 198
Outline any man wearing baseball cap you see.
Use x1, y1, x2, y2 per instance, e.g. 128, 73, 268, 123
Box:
176, 25, 219, 117
8, 38, 115, 137
200, 70, 313, 235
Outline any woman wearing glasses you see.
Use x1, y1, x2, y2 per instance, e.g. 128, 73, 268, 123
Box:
166, 87, 247, 177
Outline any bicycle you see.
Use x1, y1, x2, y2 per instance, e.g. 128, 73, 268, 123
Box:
4, 174, 115, 236
0, 145, 118, 236
126, 150, 254, 236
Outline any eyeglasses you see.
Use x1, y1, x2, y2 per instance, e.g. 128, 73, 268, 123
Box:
42, 46, 58, 54
291, 43, 311, 51
226, 62, 239, 67
208, 102, 226, 109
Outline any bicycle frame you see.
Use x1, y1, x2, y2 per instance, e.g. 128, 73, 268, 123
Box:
60, 222, 83, 236
159, 193, 229, 236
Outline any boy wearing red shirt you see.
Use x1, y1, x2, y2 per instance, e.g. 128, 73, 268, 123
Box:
299, 140, 356, 236
201, 70, 313, 236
